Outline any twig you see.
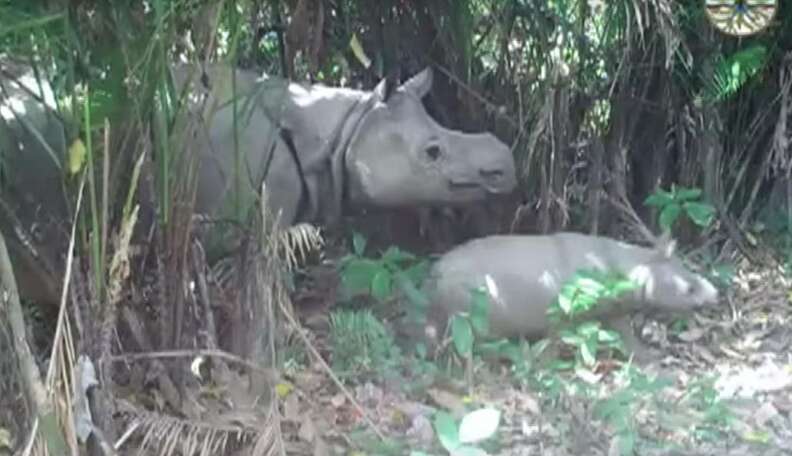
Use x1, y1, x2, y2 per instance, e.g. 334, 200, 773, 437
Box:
108, 348, 278, 380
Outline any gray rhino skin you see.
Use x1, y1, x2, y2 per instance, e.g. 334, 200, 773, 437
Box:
421, 232, 719, 351
0, 63, 517, 306
172, 63, 517, 227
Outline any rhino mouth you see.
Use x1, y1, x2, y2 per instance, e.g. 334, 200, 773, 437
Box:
448, 180, 482, 190
449, 180, 514, 195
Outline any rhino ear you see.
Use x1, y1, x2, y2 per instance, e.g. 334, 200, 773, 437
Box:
654, 231, 677, 259
400, 67, 433, 99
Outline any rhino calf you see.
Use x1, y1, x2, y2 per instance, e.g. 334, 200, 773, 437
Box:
420, 232, 720, 355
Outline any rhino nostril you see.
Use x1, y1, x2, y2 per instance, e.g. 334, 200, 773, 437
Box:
480, 169, 503, 179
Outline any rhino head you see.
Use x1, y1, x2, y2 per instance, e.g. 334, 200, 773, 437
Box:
627, 234, 720, 313
344, 68, 517, 209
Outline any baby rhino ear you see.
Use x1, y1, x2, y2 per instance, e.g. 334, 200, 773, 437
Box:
654, 231, 677, 259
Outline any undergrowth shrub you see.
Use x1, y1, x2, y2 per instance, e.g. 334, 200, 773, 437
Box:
328, 308, 402, 382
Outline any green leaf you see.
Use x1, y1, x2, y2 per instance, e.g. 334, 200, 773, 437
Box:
556, 294, 573, 315
645, 190, 675, 208
352, 232, 367, 256
575, 321, 602, 338
382, 246, 416, 263
458, 408, 502, 444
394, 272, 429, 310
675, 187, 702, 201
371, 269, 393, 301
580, 339, 597, 365
619, 432, 636, 455
451, 315, 474, 356
560, 334, 583, 346
609, 279, 639, 296
683, 201, 716, 227
469, 288, 491, 335
659, 203, 682, 231
340, 259, 381, 295
597, 329, 622, 343
433, 411, 460, 452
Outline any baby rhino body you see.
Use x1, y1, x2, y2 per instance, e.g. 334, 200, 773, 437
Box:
422, 232, 720, 343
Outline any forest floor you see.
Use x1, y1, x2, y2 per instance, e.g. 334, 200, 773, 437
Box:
4, 233, 792, 456
280, 247, 792, 456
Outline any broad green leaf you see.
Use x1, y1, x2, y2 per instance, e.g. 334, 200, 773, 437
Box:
575, 321, 602, 337
371, 269, 393, 300
382, 246, 416, 263
451, 315, 474, 356
560, 334, 583, 346
659, 203, 682, 231
675, 186, 702, 201
404, 260, 430, 283
340, 259, 380, 294
577, 277, 607, 295
580, 339, 597, 365
394, 272, 429, 310
683, 201, 716, 227
556, 294, 573, 315
645, 190, 675, 208
597, 329, 622, 343
433, 411, 460, 451
458, 408, 502, 444
352, 232, 367, 256
609, 279, 639, 295
469, 288, 491, 335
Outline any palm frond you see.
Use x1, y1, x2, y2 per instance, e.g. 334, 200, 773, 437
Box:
705, 44, 769, 103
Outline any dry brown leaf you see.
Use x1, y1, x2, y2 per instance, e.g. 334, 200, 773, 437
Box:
426, 388, 466, 417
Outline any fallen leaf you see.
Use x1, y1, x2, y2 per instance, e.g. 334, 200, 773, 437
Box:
458, 408, 501, 444
427, 388, 466, 416
276, 382, 294, 398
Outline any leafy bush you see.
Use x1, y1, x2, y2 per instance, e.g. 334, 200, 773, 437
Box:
328, 308, 402, 381
546, 268, 638, 367
645, 185, 717, 233
339, 232, 430, 309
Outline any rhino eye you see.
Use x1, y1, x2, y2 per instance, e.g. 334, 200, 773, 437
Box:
425, 144, 442, 161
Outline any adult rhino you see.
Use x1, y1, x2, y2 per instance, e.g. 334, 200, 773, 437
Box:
174, 63, 517, 228
0, 63, 517, 307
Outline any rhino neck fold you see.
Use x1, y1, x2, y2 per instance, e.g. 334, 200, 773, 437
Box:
280, 91, 379, 226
